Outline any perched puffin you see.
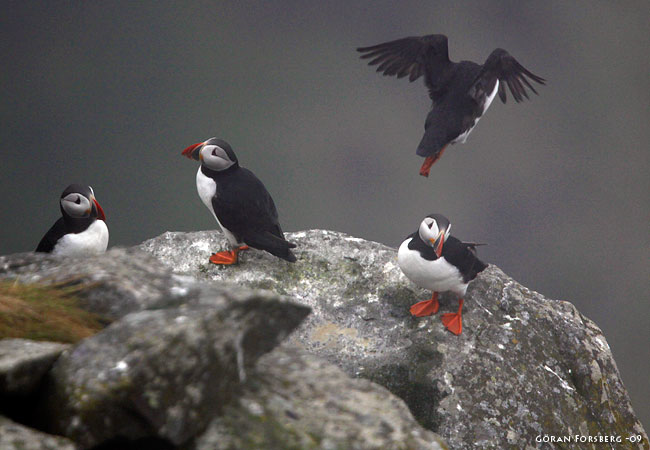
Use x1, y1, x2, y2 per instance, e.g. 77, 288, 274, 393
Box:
182, 137, 296, 264
397, 214, 487, 335
35, 184, 108, 256
357, 34, 545, 176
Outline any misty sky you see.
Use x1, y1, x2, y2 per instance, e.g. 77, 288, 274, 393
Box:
1, 1, 648, 426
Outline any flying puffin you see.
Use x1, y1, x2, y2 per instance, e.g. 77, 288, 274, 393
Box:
182, 137, 297, 264
35, 184, 108, 256
357, 34, 545, 176
397, 214, 487, 335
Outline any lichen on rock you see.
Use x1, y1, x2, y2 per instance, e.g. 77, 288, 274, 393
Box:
142, 229, 649, 449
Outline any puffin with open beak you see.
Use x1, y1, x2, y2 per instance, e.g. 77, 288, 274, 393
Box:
182, 137, 297, 265
35, 184, 108, 256
397, 214, 486, 335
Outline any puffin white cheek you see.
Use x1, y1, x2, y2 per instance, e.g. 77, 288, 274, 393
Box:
203, 153, 234, 171
61, 197, 91, 217
418, 219, 439, 243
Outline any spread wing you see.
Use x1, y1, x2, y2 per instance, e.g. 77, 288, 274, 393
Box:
475, 48, 545, 103
357, 34, 452, 100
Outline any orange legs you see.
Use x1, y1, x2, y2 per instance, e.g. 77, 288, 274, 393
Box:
209, 245, 249, 265
410, 294, 464, 335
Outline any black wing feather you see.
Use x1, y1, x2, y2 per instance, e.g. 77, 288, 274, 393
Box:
441, 236, 488, 283
212, 169, 280, 237
212, 169, 295, 260
357, 34, 451, 99
35, 218, 66, 253
474, 48, 545, 104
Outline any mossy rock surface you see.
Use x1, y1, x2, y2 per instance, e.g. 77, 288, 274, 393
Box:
142, 229, 649, 449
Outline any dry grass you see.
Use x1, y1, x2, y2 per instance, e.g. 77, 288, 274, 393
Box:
0, 280, 106, 343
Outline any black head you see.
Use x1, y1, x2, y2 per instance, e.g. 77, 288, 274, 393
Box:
181, 137, 239, 171
59, 184, 105, 221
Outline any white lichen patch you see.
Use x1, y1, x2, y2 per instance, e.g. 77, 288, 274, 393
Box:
189, 240, 213, 253
382, 260, 398, 274
589, 360, 602, 383
594, 336, 609, 351
543, 365, 575, 392
242, 399, 264, 416
170, 286, 189, 296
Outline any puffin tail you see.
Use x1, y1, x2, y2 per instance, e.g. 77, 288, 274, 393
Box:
244, 231, 297, 263
278, 249, 297, 263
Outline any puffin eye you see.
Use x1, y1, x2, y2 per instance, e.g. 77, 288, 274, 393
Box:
75, 196, 81, 204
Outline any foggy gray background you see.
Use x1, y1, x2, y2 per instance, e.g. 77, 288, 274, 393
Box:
1, 1, 648, 428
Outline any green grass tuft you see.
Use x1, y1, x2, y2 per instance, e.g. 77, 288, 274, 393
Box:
0, 280, 106, 343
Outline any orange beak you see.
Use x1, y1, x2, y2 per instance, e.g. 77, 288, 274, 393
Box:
93, 198, 106, 221
429, 233, 445, 258
181, 142, 204, 161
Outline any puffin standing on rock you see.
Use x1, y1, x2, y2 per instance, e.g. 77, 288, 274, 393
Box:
398, 214, 487, 335
35, 184, 108, 255
182, 137, 297, 264
357, 34, 545, 176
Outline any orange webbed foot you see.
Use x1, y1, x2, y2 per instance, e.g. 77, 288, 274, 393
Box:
410, 293, 439, 317
209, 250, 239, 265
419, 145, 448, 177
208, 245, 249, 265
419, 158, 434, 177
441, 298, 464, 335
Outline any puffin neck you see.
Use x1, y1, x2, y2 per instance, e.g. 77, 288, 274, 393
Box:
62, 215, 95, 233
409, 232, 439, 261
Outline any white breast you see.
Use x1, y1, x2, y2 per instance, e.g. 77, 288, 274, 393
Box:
52, 220, 109, 256
195, 167, 240, 246
397, 238, 468, 296
452, 79, 499, 144
196, 167, 217, 216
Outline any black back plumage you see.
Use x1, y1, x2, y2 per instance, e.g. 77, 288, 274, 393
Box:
203, 165, 297, 262
35, 218, 67, 253
406, 232, 487, 283
357, 34, 545, 159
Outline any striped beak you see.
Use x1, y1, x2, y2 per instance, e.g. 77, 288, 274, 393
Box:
429, 230, 445, 258
92, 196, 106, 221
181, 141, 204, 161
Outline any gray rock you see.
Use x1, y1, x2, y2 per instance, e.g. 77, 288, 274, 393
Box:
0, 339, 69, 395
194, 346, 447, 450
0, 416, 76, 450
142, 229, 649, 450
40, 290, 309, 448
0, 248, 200, 320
